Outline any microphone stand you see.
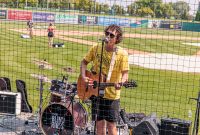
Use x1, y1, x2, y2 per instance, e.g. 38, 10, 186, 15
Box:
191, 91, 200, 135
93, 39, 105, 134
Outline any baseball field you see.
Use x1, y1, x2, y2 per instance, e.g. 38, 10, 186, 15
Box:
1, 20, 200, 123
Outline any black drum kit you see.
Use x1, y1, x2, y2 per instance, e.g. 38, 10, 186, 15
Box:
35, 76, 129, 135
39, 76, 90, 135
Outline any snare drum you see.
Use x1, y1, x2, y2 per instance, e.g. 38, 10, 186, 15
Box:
50, 80, 78, 103
50, 92, 62, 103
40, 102, 88, 135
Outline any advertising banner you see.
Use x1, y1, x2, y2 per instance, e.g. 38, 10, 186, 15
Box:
33, 12, 55, 22
8, 10, 32, 20
118, 18, 130, 27
55, 14, 78, 24
130, 19, 148, 28
148, 20, 161, 28
98, 17, 130, 27
160, 21, 182, 29
78, 15, 98, 25
0, 10, 7, 19
98, 17, 119, 26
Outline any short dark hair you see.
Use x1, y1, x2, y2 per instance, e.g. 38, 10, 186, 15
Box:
104, 24, 123, 44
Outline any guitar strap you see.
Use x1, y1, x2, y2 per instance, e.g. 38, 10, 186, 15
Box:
106, 47, 117, 82
91, 44, 117, 82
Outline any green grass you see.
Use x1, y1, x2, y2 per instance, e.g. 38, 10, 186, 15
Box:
0, 21, 199, 127
67, 35, 200, 55
121, 65, 199, 120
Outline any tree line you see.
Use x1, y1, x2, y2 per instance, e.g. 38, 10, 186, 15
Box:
0, 0, 197, 20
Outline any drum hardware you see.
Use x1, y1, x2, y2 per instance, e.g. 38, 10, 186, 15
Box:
38, 75, 44, 128
28, 62, 46, 135
40, 75, 87, 135
64, 83, 78, 135
50, 76, 78, 104
40, 102, 88, 135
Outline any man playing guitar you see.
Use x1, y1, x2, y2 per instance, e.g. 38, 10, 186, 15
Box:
80, 24, 129, 135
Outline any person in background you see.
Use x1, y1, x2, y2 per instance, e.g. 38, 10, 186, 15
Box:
47, 23, 55, 48
80, 24, 129, 135
27, 20, 34, 38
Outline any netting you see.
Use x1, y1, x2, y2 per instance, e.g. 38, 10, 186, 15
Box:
0, 0, 199, 134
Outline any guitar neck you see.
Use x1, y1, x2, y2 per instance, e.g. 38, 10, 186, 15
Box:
93, 80, 137, 89
100, 82, 123, 87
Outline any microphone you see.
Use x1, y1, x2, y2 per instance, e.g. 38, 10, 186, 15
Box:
99, 37, 109, 43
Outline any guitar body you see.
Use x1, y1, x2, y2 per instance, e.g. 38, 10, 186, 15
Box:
77, 70, 104, 101
77, 71, 137, 101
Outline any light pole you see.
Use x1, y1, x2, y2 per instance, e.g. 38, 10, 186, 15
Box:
17, 0, 19, 8
94, 0, 96, 14
47, 0, 48, 9
25, 0, 27, 7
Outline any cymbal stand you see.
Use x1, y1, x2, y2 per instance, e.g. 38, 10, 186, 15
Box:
65, 85, 77, 135
23, 64, 45, 134
38, 75, 44, 128
36, 64, 45, 130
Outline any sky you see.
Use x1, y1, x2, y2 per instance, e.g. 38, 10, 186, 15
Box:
96, 0, 199, 15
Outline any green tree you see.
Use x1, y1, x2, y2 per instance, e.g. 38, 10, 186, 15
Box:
0, 0, 13, 7
137, 7, 154, 17
127, 3, 137, 16
111, 5, 125, 15
195, 11, 200, 21
131, 0, 162, 17
49, 1, 60, 9
99, 4, 109, 14
77, 0, 91, 12
161, 3, 175, 18
95, 3, 101, 13
172, 1, 190, 19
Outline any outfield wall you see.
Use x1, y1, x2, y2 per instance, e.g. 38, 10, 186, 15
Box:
1, 9, 200, 32
0, 9, 157, 29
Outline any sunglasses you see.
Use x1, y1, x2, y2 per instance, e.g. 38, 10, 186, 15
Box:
105, 31, 116, 38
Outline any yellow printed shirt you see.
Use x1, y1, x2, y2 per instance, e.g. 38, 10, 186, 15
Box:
84, 44, 129, 100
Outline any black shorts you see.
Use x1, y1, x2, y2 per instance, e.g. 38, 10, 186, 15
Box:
91, 97, 120, 122
48, 32, 54, 37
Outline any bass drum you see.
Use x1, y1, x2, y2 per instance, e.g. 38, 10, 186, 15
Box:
40, 102, 88, 135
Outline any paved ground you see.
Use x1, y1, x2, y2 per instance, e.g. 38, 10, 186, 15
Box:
0, 113, 39, 135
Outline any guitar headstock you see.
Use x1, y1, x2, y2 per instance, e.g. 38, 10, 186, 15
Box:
123, 80, 138, 88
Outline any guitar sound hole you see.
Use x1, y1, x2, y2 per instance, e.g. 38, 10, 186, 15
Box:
93, 81, 97, 89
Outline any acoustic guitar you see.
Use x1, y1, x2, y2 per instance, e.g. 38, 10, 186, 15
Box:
77, 70, 137, 101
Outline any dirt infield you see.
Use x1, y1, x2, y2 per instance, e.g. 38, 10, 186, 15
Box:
9, 28, 200, 73
11, 29, 200, 40
12, 28, 200, 55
